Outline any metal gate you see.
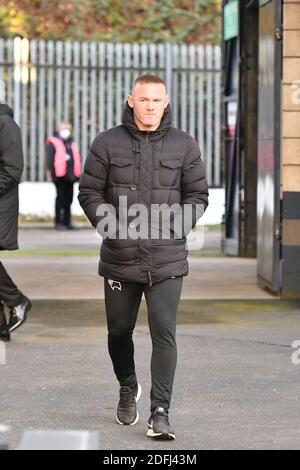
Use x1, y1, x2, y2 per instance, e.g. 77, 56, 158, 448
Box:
257, 0, 282, 293
222, 0, 259, 257
0, 39, 221, 186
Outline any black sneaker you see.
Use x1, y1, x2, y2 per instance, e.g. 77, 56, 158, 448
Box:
8, 296, 32, 333
0, 310, 10, 342
147, 407, 175, 440
116, 383, 142, 426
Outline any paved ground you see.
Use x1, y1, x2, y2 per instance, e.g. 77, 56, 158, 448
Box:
1, 301, 300, 450
2, 227, 299, 450
0, 228, 273, 300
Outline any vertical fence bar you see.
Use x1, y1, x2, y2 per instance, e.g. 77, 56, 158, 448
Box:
47, 40, 54, 139
149, 43, 157, 74
98, 42, 105, 132
106, 42, 114, 129
63, 41, 72, 123
55, 41, 63, 127
124, 43, 131, 104
0, 39, 4, 101
13, 37, 21, 125
116, 43, 123, 125
29, 40, 37, 181
172, 44, 179, 128
206, 45, 213, 186
81, 42, 88, 159
73, 41, 80, 150
7, 39, 14, 108
133, 43, 140, 80
189, 45, 195, 138
38, 40, 46, 181
214, 45, 221, 187
21, 39, 29, 179
158, 44, 165, 80
197, 45, 205, 155
165, 43, 172, 99
90, 42, 97, 140
180, 44, 188, 133
141, 43, 148, 74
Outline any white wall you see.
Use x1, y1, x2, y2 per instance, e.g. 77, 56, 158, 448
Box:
19, 182, 225, 226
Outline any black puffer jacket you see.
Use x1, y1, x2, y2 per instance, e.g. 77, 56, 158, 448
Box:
78, 102, 209, 285
0, 104, 24, 251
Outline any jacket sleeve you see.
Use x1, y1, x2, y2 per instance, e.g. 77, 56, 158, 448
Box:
0, 118, 24, 197
78, 136, 117, 237
180, 138, 209, 236
46, 143, 56, 179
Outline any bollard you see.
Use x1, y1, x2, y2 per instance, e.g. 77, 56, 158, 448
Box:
17, 430, 99, 450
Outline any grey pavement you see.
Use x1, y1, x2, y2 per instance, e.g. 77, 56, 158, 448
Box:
0, 228, 272, 300
1, 228, 299, 450
1, 301, 300, 450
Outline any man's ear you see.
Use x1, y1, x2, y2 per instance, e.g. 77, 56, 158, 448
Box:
127, 95, 134, 108
164, 95, 169, 108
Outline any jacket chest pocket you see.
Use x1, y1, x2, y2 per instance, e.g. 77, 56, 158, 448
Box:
109, 156, 134, 185
159, 158, 182, 187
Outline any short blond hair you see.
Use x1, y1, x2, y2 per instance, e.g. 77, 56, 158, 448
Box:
132, 74, 166, 93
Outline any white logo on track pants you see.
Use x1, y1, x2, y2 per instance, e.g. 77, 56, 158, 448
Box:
108, 279, 122, 291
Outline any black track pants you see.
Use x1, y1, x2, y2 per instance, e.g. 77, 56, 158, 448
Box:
54, 179, 74, 226
104, 276, 183, 413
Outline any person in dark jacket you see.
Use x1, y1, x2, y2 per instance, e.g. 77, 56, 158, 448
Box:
78, 75, 209, 440
46, 122, 81, 230
0, 103, 32, 342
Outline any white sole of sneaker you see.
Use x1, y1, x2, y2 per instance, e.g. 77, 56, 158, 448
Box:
116, 410, 139, 426
136, 383, 142, 403
146, 428, 176, 440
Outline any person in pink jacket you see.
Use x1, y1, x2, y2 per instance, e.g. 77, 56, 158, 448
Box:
46, 122, 81, 230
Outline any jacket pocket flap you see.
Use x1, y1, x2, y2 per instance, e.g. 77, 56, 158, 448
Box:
110, 156, 133, 167
160, 158, 182, 169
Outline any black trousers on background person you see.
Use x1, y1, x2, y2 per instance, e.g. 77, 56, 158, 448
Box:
104, 276, 183, 414
0, 262, 23, 308
54, 179, 74, 227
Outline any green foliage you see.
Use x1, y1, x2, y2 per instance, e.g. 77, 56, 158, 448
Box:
1, 0, 221, 44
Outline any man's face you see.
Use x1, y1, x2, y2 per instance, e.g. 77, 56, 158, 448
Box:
128, 82, 169, 131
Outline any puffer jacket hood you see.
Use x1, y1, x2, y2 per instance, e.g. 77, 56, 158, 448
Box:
121, 101, 172, 142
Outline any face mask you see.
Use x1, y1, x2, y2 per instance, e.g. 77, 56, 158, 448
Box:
60, 129, 71, 139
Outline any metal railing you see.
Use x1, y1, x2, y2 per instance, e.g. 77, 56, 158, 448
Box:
0, 37, 221, 186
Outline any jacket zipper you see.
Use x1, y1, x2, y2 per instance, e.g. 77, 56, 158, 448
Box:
145, 132, 150, 286
148, 270, 153, 287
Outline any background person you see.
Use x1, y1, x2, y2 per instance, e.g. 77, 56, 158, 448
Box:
46, 122, 81, 230
0, 102, 32, 342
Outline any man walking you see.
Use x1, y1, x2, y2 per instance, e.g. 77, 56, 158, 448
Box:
78, 75, 208, 440
46, 122, 81, 230
0, 102, 32, 342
